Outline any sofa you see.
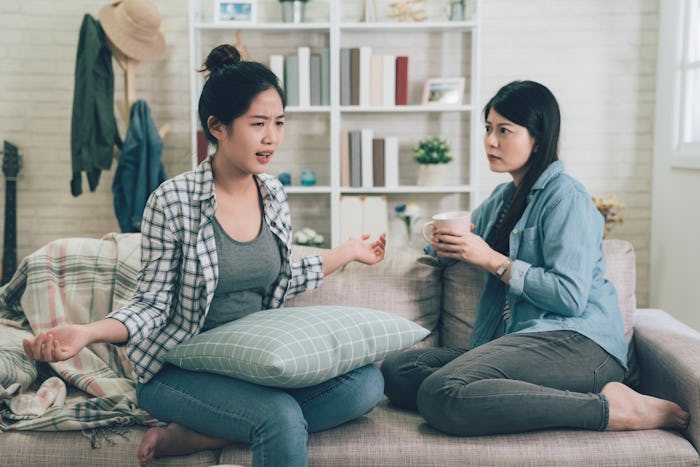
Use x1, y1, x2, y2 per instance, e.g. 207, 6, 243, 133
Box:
0, 234, 698, 466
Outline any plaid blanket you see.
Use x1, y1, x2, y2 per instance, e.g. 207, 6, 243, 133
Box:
0, 233, 160, 431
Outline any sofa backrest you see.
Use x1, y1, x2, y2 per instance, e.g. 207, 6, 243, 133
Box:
287, 245, 443, 347
440, 239, 637, 348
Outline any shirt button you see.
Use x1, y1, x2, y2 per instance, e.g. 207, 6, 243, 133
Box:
512, 229, 518, 234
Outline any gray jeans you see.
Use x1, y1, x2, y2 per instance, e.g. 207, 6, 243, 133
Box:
381, 330, 625, 436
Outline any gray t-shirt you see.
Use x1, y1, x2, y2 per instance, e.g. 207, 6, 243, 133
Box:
202, 217, 281, 331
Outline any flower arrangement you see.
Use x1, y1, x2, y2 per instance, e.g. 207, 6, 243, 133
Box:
592, 195, 625, 238
293, 227, 324, 246
413, 136, 453, 165
395, 203, 421, 239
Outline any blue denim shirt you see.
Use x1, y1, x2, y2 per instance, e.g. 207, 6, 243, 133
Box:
470, 161, 627, 368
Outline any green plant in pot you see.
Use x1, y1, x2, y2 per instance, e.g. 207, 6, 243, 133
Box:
413, 136, 453, 186
279, 0, 309, 23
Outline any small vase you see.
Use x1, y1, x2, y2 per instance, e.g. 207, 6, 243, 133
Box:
281, 1, 305, 23
417, 164, 447, 186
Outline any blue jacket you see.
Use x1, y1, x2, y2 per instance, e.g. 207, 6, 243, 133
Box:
112, 100, 166, 233
470, 161, 627, 368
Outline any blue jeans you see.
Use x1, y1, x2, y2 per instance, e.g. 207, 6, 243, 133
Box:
137, 364, 384, 467
381, 330, 624, 436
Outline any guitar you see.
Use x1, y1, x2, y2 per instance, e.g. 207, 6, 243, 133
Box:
1, 140, 20, 286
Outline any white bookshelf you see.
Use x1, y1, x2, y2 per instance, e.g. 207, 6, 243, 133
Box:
188, 0, 480, 247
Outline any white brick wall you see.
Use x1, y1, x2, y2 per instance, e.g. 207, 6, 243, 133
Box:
0, 0, 657, 307
478, 0, 658, 307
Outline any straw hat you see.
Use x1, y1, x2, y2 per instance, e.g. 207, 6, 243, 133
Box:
99, 0, 165, 61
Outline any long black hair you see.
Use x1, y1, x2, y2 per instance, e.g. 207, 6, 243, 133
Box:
198, 44, 286, 144
483, 80, 561, 255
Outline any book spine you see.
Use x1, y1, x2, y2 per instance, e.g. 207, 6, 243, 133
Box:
370, 54, 384, 107
269, 54, 285, 89
382, 54, 396, 107
297, 46, 311, 107
384, 136, 399, 187
349, 130, 362, 187
361, 129, 374, 188
284, 55, 299, 106
359, 46, 372, 107
340, 48, 351, 106
395, 56, 409, 106
320, 47, 331, 106
372, 138, 385, 187
350, 47, 360, 106
340, 130, 350, 187
310, 53, 322, 106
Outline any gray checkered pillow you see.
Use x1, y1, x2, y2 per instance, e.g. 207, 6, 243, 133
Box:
164, 306, 429, 388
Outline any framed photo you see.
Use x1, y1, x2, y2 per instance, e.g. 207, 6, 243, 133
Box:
421, 78, 466, 105
214, 0, 257, 23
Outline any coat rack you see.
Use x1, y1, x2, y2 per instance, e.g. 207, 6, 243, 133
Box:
107, 38, 170, 140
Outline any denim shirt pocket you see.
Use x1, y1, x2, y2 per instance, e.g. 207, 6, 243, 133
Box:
516, 226, 542, 264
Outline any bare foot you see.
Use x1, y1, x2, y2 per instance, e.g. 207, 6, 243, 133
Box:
602, 382, 690, 431
137, 422, 232, 466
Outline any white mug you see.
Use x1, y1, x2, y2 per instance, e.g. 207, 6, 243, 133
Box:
421, 211, 471, 242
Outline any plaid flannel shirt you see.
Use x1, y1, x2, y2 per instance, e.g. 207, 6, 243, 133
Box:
107, 156, 324, 383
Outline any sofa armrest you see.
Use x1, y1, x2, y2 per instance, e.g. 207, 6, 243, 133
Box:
634, 308, 700, 451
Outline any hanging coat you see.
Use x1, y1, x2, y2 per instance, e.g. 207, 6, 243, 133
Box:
112, 100, 166, 233
70, 14, 121, 196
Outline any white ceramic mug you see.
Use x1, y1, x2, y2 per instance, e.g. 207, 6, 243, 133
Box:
421, 210, 471, 242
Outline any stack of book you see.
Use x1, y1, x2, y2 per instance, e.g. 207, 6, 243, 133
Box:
270, 47, 331, 107
340, 47, 409, 106
340, 130, 400, 188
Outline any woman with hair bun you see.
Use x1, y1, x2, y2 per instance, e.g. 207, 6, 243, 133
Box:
381, 80, 689, 437
24, 44, 387, 466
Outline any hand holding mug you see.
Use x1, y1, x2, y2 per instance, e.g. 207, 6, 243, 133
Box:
421, 211, 471, 242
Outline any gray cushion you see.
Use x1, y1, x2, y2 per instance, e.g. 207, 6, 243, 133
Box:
165, 306, 429, 388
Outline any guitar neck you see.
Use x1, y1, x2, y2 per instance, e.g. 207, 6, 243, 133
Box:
2, 178, 17, 285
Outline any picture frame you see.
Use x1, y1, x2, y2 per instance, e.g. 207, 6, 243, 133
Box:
214, 0, 257, 23
421, 77, 466, 105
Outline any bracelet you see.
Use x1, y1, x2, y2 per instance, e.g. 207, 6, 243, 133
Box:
495, 259, 512, 278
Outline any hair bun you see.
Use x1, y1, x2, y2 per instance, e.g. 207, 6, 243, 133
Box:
201, 44, 241, 74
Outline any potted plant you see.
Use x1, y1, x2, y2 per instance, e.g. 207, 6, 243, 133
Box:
413, 136, 453, 186
279, 0, 308, 23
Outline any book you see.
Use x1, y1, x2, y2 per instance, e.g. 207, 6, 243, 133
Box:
196, 130, 208, 164
339, 195, 388, 242
395, 56, 409, 105
310, 53, 322, 106
361, 128, 374, 188
359, 46, 372, 107
382, 54, 396, 107
349, 130, 362, 187
362, 195, 388, 240
340, 130, 350, 187
320, 47, 330, 106
384, 136, 399, 187
370, 54, 384, 106
269, 54, 285, 89
284, 55, 299, 106
350, 47, 360, 106
298, 46, 311, 107
372, 138, 385, 187
339, 195, 364, 242
340, 48, 351, 106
